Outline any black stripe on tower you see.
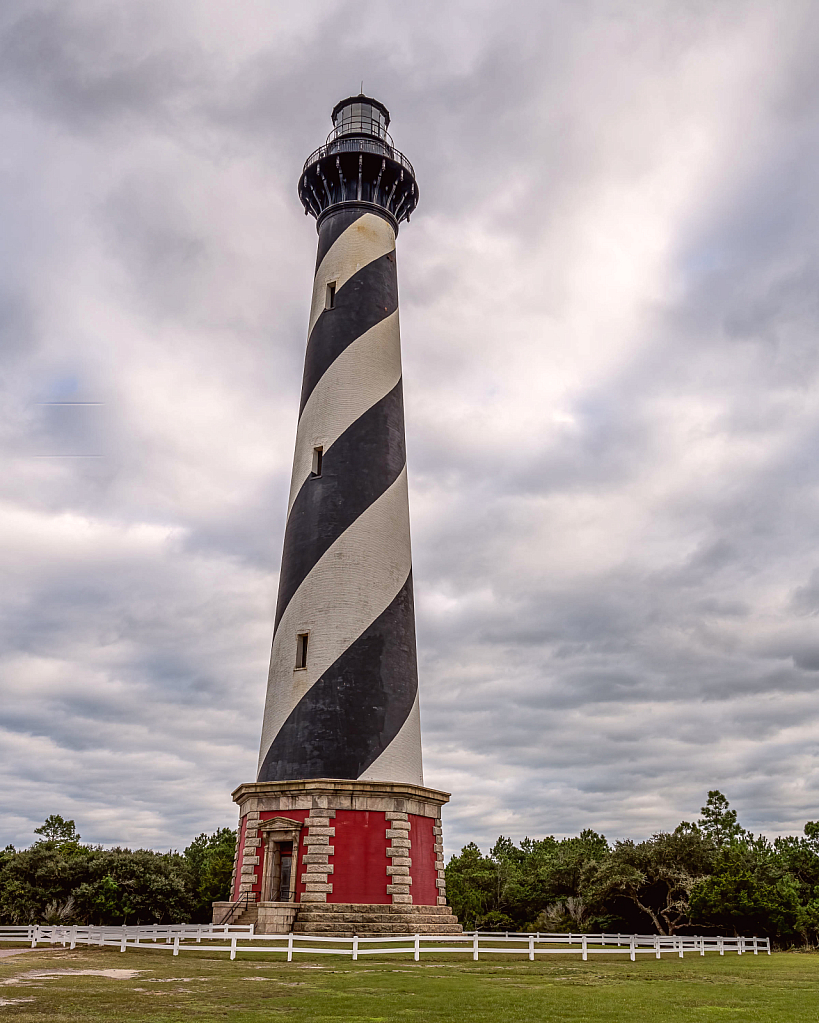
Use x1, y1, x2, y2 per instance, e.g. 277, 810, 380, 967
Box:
300, 250, 398, 413
274, 378, 407, 631
258, 571, 418, 782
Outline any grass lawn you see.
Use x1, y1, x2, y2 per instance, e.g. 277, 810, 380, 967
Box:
0, 943, 816, 1021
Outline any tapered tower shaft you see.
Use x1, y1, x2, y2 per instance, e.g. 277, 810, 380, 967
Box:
258, 203, 422, 784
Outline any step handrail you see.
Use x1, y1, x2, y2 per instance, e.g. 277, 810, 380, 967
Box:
218, 891, 251, 926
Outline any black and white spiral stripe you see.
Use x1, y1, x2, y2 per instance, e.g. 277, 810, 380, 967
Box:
257, 208, 423, 785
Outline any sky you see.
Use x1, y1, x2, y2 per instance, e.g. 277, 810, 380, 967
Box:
1, 0, 819, 856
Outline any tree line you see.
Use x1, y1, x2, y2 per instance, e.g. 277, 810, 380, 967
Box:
4, 793, 819, 944
445, 792, 819, 946
0, 815, 235, 925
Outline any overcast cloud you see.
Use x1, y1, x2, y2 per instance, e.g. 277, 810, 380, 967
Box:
1, 0, 819, 855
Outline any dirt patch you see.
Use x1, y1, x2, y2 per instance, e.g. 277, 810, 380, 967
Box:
2, 968, 146, 985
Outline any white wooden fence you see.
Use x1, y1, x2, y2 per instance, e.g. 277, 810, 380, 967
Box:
0, 924, 770, 961
0, 923, 253, 949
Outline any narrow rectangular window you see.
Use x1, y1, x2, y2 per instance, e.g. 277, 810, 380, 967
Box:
311, 446, 323, 477
325, 281, 336, 309
295, 632, 309, 670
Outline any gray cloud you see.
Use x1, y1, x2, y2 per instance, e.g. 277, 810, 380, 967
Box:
1, 0, 819, 858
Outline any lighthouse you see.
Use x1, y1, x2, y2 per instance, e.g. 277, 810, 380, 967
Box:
215, 96, 461, 937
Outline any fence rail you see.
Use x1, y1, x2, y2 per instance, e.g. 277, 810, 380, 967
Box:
0, 923, 253, 949
0, 924, 770, 961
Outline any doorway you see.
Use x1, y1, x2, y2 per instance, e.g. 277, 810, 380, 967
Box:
262, 838, 295, 902
277, 841, 293, 902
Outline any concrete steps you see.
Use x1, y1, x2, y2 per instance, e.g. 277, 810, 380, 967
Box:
211, 901, 258, 928
231, 903, 258, 928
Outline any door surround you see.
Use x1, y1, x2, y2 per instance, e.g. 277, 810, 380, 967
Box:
259, 817, 303, 902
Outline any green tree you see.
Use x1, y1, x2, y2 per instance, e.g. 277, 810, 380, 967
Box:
0, 842, 195, 925
446, 831, 610, 931
33, 815, 81, 846
803, 822, 819, 854
70, 849, 195, 924
183, 828, 236, 921
770, 827, 819, 908
698, 791, 747, 849
0, 817, 197, 925
690, 867, 800, 938
689, 829, 805, 943
445, 843, 497, 928
583, 828, 715, 934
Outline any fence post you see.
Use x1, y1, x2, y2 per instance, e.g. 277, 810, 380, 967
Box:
120, 929, 127, 953
678, 936, 684, 959
287, 933, 293, 962
414, 934, 420, 962
654, 935, 660, 959
752, 935, 758, 955
766, 938, 771, 956
230, 936, 237, 961
473, 932, 479, 961
171, 934, 179, 957
582, 935, 587, 961
352, 936, 358, 962
31, 925, 39, 949
70, 926, 77, 950
700, 937, 705, 956
718, 937, 724, 956
629, 935, 636, 962
738, 936, 743, 956
529, 935, 535, 961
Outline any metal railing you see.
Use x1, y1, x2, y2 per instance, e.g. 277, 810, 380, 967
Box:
302, 137, 415, 179
0, 925, 770, 961
217, 891, 251, 926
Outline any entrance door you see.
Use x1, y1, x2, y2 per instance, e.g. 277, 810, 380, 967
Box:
278, 842, 293, 902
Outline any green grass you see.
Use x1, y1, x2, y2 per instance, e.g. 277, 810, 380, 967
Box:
0, 944, 816, 1021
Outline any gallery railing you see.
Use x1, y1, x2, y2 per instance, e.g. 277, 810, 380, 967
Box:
302, 137, 415, 179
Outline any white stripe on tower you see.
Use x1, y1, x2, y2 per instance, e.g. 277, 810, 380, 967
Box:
257, 467, 413, 773
287, 311, 401, 513
359, 691, 422, 782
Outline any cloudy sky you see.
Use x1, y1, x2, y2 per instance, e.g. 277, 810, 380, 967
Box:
2, 0, 818, 855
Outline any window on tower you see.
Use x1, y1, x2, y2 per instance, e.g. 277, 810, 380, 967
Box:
326, 281, 336, 309
311, 446, 323, 477
295, 632, 309, 670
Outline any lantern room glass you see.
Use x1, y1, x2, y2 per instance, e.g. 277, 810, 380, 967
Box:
332, 100, 389, 141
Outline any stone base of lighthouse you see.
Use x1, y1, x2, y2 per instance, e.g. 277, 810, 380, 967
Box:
212, 779, 461, 936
